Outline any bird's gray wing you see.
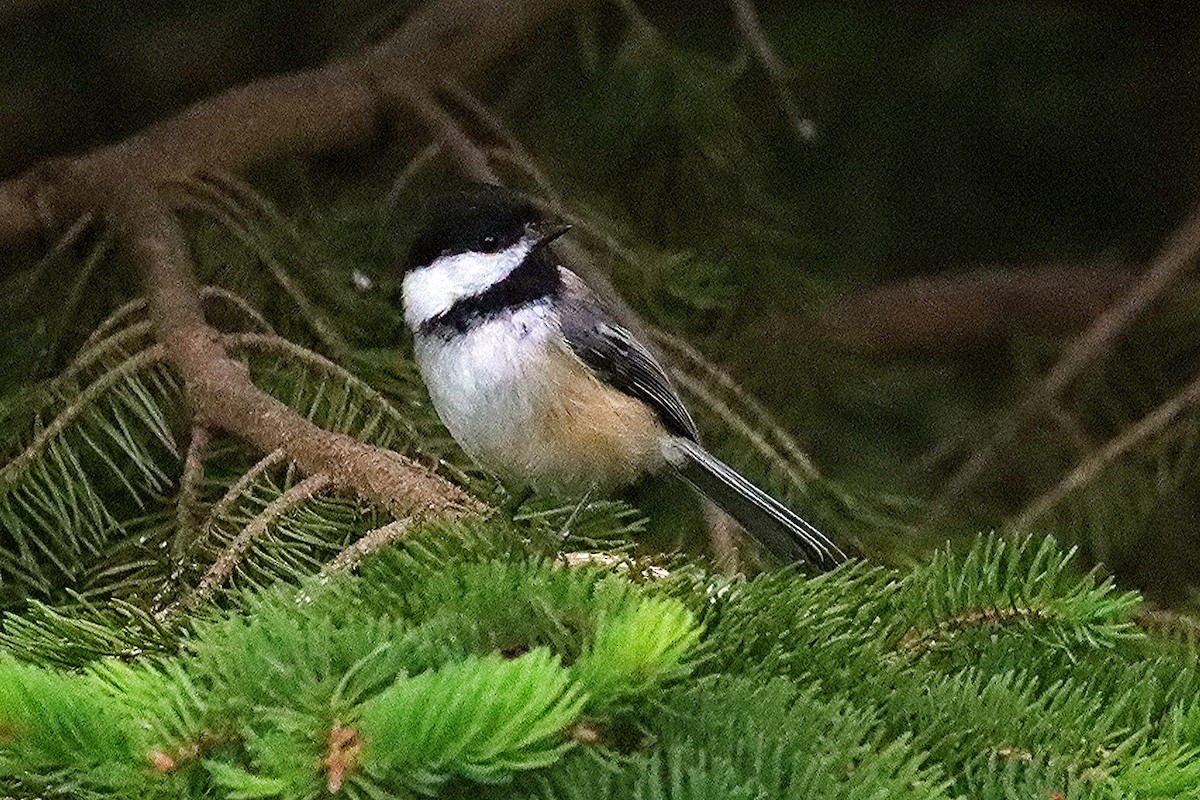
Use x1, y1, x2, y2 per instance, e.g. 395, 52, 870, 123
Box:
556, 268, 698, 440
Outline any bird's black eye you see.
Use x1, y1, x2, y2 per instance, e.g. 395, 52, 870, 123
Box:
482, 235, 496, 247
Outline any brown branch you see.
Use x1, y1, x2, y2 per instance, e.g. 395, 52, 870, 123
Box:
107, 187, 480, 522
0, 0, 578, 246
827, 263, 1143, 354
895, 605, 1049, 654
321, 518, 413, 575
1010, 369, 1200, 530
201, 449, 288, 536
173, 426, 212, 560
934, 207, 1200, 511
168, 472, 333, 616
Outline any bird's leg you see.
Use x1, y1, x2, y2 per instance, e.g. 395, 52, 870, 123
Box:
557, 489, 593, 540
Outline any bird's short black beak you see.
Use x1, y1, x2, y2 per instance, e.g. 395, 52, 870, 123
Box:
530, 222, 572, 248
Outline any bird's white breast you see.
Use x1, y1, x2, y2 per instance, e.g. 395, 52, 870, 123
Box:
412, 302, 665, 493
413, 303, 556, 476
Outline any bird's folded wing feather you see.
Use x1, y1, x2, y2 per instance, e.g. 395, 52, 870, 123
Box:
556, 268, 699, 440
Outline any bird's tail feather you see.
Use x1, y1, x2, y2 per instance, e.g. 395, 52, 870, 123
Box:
663, 437, 844, 569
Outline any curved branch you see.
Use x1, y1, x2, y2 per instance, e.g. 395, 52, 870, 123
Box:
934, 205, 1200, 511
201, 449, 288, 536
108, 187, 481, 521
321, 518, 413, 575
1010, 369, 1200, 530
0, 0, 578, 246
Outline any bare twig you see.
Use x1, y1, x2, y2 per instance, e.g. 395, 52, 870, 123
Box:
67, 321, 155, 376
1011, 370, 1200, 531
935, 206, 1200, 511
18, 212, 95, 297
201, 449, 288, 535
383, 143, 442, 216
649, 327, 819, 481
670, 368, 812, 492
199, 286, 276, 334
729, 0, 816, 143
173, 426, 212, 559
383, 82, 500, 182
81, 297, 149, 349
320, 518, 412, 575
167, 472, 333, 616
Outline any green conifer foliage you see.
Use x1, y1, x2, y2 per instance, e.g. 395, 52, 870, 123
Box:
0, 530, 1197, 799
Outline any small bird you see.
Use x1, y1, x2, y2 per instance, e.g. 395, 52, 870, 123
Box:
399, 184, 844, 569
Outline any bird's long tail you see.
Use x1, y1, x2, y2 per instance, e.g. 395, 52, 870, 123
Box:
663, 436, 845, 569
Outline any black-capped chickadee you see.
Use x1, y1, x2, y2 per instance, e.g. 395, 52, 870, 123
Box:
399, 184, 844, 569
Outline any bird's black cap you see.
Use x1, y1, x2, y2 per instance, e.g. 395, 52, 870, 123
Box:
403, 183, 542, 272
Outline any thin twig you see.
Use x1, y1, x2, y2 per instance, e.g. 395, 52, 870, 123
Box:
729, 0, 817, 143
167, 473, 333, 616
17, 212, 95, 301
221, 331, 430, 451
384, 81, 499, 182
199, 286, 277, 334
383, 143, 442, 217
649, 327, 819, 480
320, 518, 412, 575
934, 205, 1200, 511
67, 321, 155, 377
670, 368, 812, 491
173, 426, 212, 560
173, 179, 351, 357
201, 449, 288, 536
81, 297, 149, 349
442, 80, 565, 203
1011, 370, 1200, 531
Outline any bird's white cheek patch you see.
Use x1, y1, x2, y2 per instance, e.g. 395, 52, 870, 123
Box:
402, 242, 532, 328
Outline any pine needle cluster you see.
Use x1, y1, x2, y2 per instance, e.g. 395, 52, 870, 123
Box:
0, 525, 1197, 799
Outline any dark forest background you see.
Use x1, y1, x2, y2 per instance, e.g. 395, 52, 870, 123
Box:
4, 0, 1200, 604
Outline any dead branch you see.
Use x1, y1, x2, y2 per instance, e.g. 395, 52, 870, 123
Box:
321, 519, 413, 575
202, 450, 289, 536
828, 263, 1142, 354
1010, 369, 1200, 530
0, 0, 577, 247
933, 207, 1200, 511
728, 0, 817, 143
173, 426, 212, 559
